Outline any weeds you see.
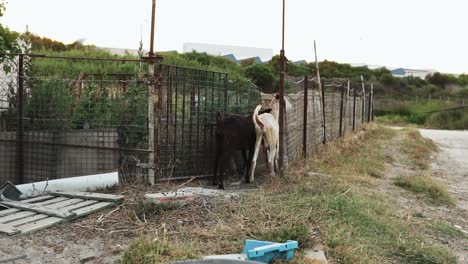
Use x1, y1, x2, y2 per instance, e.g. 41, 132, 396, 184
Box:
132, 202, 181, 221
399, 129, 438, 170
122, 237, 199, 264
394, 175, 455, 205
430, 221, 468, 239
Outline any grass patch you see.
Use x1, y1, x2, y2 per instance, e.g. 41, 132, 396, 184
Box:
122, 237, 199, 264
394, 175, 455, 205
254, 224, 311, 248
399, 129, 438, 170
132, 202, 181, 221
431, 221, 468, 239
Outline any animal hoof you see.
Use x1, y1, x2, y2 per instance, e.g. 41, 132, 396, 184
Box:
218, 184, 225, 190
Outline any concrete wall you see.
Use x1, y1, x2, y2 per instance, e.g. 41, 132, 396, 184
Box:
0, 129, 119, 185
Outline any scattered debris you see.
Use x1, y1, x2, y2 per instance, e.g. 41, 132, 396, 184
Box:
203, 240, 298, 263
0, 254, 27, 263
453, 224, 468, 234
144, 187, 243, 205
79, 254, 96, 264
0, 182, 24, 201
303, 249, 328, 264
0, 191, 124, 236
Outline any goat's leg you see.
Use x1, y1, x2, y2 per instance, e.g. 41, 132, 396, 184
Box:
245, 146, 254, 183
218, 150, 232, 190
269, 144, 277, 176
213, 139, 222, 186
240, 150, 248, 176
274, 142, 279, 173
250, 134, 263, 183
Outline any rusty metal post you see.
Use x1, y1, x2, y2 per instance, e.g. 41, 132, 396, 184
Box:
352, 88, 356, 131
339, 87, 345, 137
16, 54, 25, 184
303, 75, 308, 158
321, 80, 326, 144
278, 0, 286, 171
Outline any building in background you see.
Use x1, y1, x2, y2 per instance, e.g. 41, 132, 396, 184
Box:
391, 68, 436, 79
183, 42, 273, 63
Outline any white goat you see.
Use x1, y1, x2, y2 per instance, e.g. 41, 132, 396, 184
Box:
250, 94, 292, 181
251, 104, 279, 180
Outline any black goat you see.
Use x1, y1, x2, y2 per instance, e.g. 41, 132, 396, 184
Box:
213, 109, 271, 189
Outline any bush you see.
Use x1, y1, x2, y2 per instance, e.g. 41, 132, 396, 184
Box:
244, 63, 277, 92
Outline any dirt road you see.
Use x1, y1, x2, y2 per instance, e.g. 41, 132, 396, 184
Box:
419, 129, 468, 211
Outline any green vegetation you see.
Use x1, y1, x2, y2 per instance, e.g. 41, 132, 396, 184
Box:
430, 221, 468, 239
122, 237, 199, 264
394, 175, 455, 205
376, 99, 468, 129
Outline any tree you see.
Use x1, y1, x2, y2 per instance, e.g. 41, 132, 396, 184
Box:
244, 63, 277, 92
0, 0, 21, 72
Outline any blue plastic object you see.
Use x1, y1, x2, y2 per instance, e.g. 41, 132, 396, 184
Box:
241, 240, 299, 263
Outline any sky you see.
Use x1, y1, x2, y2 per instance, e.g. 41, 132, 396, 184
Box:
2, 0, 467, 74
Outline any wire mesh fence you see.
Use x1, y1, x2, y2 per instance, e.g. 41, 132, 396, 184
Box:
0, 54, 373, 186
0, 54, 262, 185
264, 76, 374, 162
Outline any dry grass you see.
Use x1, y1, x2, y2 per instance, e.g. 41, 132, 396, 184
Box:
92, 123, 456, 263
399, 128, 438, 170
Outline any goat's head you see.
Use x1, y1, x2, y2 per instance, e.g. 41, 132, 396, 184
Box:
270, 93, 293, 112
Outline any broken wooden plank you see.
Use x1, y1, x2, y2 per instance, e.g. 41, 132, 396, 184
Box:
0, 209, 20, 218
46, 198, 84, 210
0, 222, 20, 236
0, 201, 76, 219
51, 192, 124, 202
60, 200, 99, 212
15, 217, 63, 234
6, 214, 49, 228
72, 202, 113, 217
34, 197, 69, 206
21, 195, 54, 204
0, 211, 35, 224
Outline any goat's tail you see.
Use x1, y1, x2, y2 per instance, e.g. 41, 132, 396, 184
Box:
253, 105, 264, 130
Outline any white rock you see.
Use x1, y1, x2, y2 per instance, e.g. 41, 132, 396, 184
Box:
304, 249, 328, 264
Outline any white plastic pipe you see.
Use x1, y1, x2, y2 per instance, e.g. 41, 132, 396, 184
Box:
16, 172, 119, 197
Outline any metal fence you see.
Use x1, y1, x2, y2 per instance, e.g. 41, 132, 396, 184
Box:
0, 54, 373, 186
155, 66, 259, 180
0, 54, 259, 186
261, 76, 374, 163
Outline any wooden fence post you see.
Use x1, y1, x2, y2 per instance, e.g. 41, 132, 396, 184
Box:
303, 75, 308, 158
321, 80, 326, 144
370, 83, 375, 121
352, 88, 356, 131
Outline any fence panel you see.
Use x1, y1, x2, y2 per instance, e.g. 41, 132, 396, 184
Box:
156, 66, 259, 180
0, 55, 149, 185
